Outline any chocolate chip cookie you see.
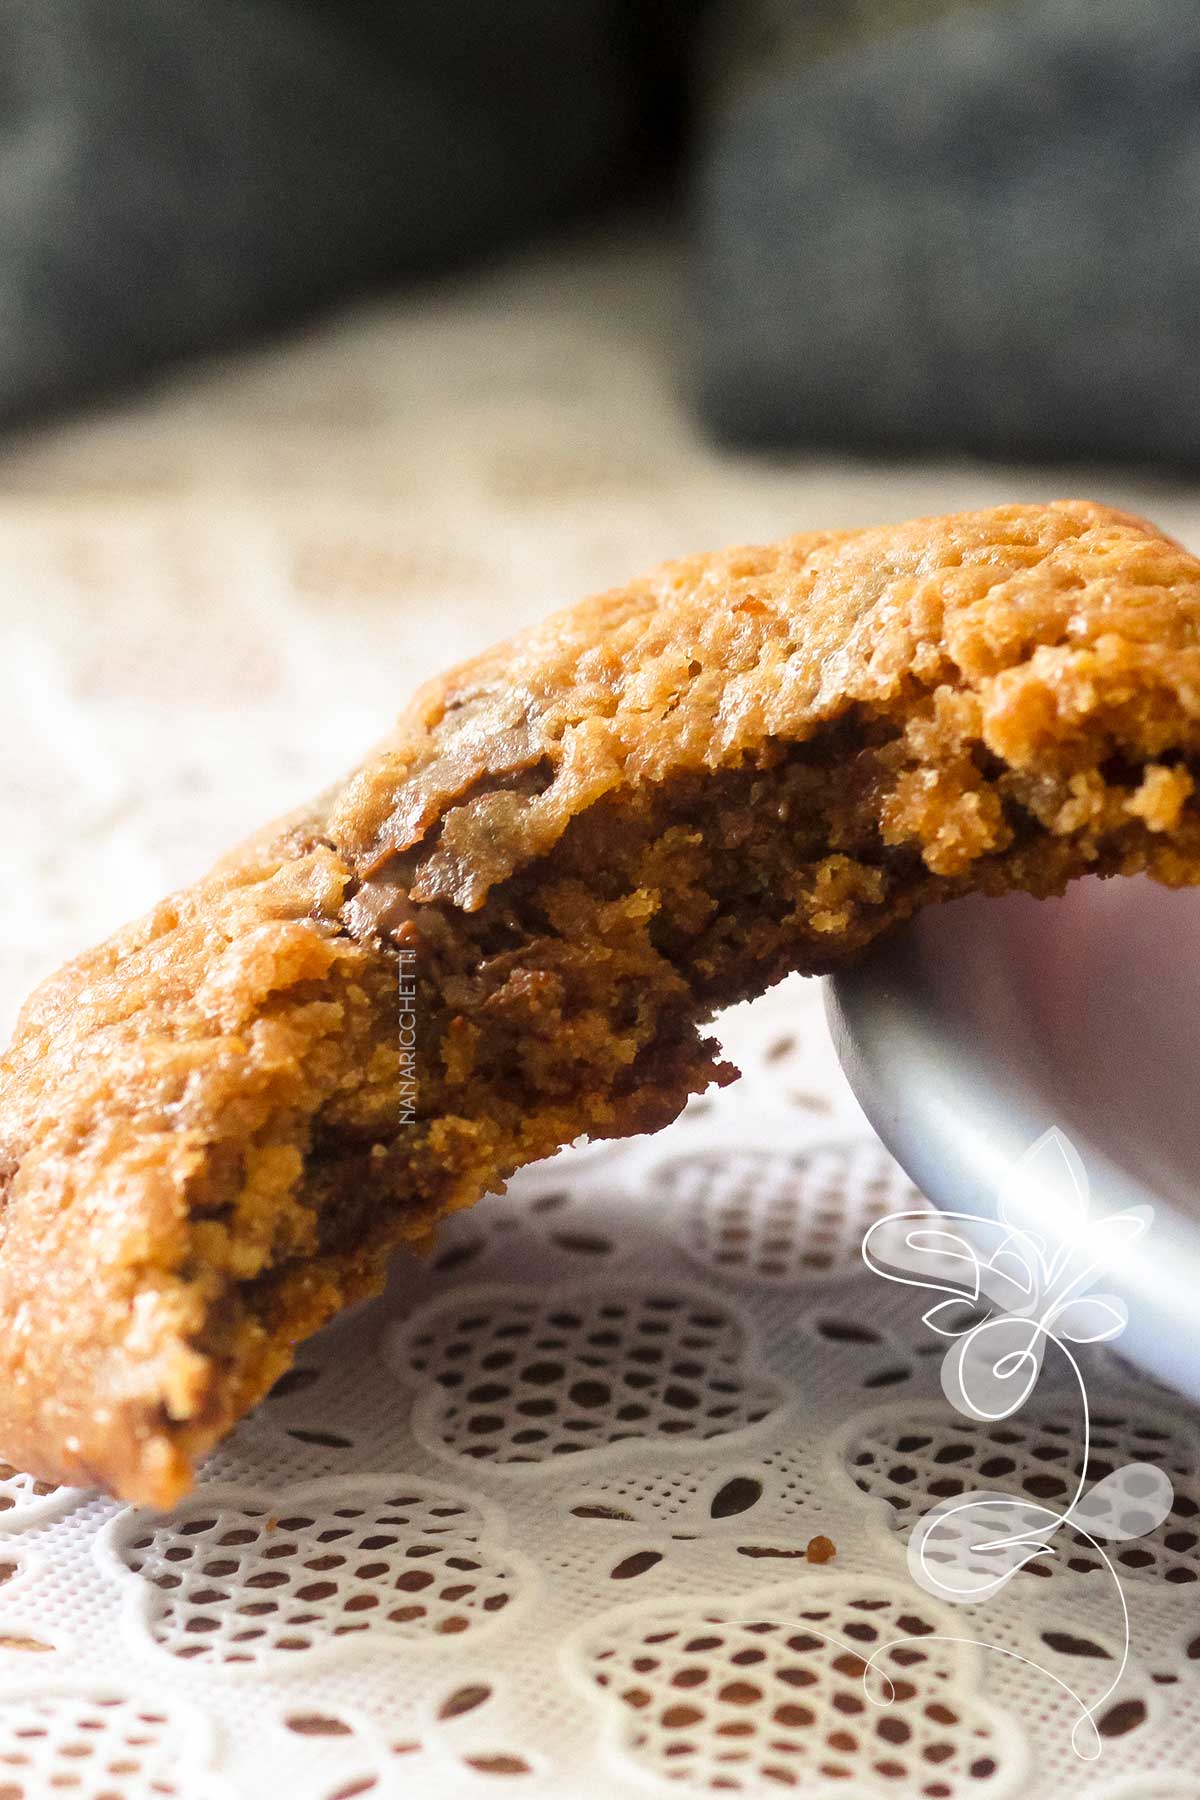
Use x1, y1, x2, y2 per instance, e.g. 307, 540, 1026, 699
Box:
3, 500, 1199, 1502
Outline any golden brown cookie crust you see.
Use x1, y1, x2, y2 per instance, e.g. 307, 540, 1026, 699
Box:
3, 500, 1200, 1504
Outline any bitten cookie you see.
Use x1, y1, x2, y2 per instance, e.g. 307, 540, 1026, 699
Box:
3, 500, 1200, 1503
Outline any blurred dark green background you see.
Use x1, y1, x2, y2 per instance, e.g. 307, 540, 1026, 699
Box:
1, 0, 1195, 463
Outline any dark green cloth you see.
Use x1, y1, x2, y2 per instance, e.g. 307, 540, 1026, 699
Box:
2, 0, 1198, 465
0, 0, 693, 418
695, 0, 1200, 465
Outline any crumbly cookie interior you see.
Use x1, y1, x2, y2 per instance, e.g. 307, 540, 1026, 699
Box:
179, 693, 1200, 1483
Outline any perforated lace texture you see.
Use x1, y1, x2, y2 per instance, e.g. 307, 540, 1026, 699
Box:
0, 975, 1190, 1797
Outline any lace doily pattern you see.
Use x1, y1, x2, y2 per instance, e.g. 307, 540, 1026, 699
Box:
570, 1574, 1027, 1796
659, 1140, 927, 1287
0, 977, 1186, 1794
99, 1479, 532, 1671
845, 1402, 1200, 1587
0, 1469, 79, 1534
0, 1685, 224, 1800
393, 1283, 784, 1468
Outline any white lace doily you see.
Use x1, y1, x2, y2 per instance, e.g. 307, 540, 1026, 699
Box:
0, 979, 1194, 1799
3, 222, 1200, 1798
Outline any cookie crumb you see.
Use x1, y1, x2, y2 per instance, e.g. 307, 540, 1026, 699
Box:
1126, 762, 1194, 831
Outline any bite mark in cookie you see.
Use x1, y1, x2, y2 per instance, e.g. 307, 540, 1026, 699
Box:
2, 500, 1200, 1502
